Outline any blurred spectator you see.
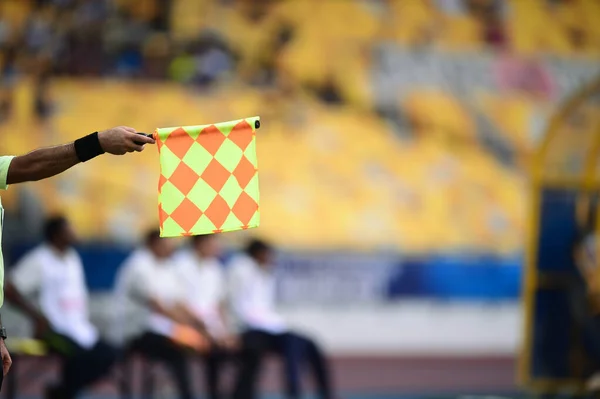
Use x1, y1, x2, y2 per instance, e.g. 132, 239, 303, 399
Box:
34, 77, 51, 119
0, 45, 18, 122
168, 44, 196, 84
191, 33, 235, 88
3, 0, 589, 119
24, 5, 56, 56
228, 239, 334, 399
482, 10, 507, 49
114, 230, 208, 399
493, 52, 555, 100
141, 32, 170, 79
465, 0, 507, 49
176, 234, 237, 399
314, 74, 344, 105
0, 13, 12, 48
5, 216, 118, 399
150, 0, 171, 31
114, 44, 144, 78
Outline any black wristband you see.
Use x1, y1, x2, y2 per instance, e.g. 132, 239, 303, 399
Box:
74, 132, 105, 162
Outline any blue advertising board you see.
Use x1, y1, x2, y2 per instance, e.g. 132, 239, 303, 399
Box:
9, 243, 522, 303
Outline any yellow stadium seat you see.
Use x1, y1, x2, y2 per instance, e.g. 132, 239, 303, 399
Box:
270, 0, 316, 28
0, 77, 526, 253
437, 15, 482, 51
329, 45, 374, 109
311, 1, 381, 44
508, 0, 573, 55
170, 0, 212, 40
215, 4, 283, 80
0, 0, 31, 31
476, 93, 547, 153
402, 90, 477, 143
581, 0, 600, 53
388, 0, 438, 46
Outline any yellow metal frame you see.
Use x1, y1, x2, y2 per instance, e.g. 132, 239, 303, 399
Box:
519, 75, 600, 392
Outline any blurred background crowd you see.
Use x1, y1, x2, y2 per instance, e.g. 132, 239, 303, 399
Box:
0, 0, 600, 397
0, 0, 596, 252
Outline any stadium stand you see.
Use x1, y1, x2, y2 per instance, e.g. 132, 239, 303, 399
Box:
0, 78, 528, 253
0, 0, 598, 254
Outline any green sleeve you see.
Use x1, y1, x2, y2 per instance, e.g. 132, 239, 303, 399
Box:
0, 156, 15, 190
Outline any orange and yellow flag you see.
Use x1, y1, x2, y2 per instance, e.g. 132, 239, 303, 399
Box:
153, 116, 260, 237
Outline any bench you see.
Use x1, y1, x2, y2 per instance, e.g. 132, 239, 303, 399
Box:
4, 338, 49, 399
3, 338, 269, 398
3, 338, 159, 399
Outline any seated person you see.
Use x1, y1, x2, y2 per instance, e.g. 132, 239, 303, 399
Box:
114, 229, 208, 399
5, 216, 118, 399
228, 239, 334, 399
176, 234, 237, 399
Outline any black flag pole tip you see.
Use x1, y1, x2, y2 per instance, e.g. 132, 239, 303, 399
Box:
134, 132, 153, 145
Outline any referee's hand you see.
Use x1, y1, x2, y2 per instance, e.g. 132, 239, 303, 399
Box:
98, 126, 155, 155
0, 339, 11, 376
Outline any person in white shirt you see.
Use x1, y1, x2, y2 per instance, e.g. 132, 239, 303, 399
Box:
228, 239, 334, 399
176, 234, 237, 399
5, 216, 118, 399
115, 230, 208, 399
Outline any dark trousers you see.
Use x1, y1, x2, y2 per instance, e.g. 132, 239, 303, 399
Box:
203, 347, 230, 399
232, 329, 332, 399
43, 333, 118, 399
130, 332, 193, 399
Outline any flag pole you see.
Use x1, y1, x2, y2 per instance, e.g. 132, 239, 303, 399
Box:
134, 133, 154, 145
134, 120, 260, 145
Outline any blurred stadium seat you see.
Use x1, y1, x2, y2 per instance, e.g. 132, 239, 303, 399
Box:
509, 0, 600, 56
0, 78, 527, 253
1, 0, 598, 254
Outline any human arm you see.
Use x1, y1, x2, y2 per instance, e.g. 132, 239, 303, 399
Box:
214, 268, 239, 348
173, 300, 238, 349
171, 259, 216, 339
5, 253, 50, 337
124, 261, 193, 325
0, 315, 11, 376
172, 263, 213, 340
5, 127, 155, 185
172, 302, 212, 338
146, 298, 192, 325
4, 282, 50, 337
215, 300, 239, 349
